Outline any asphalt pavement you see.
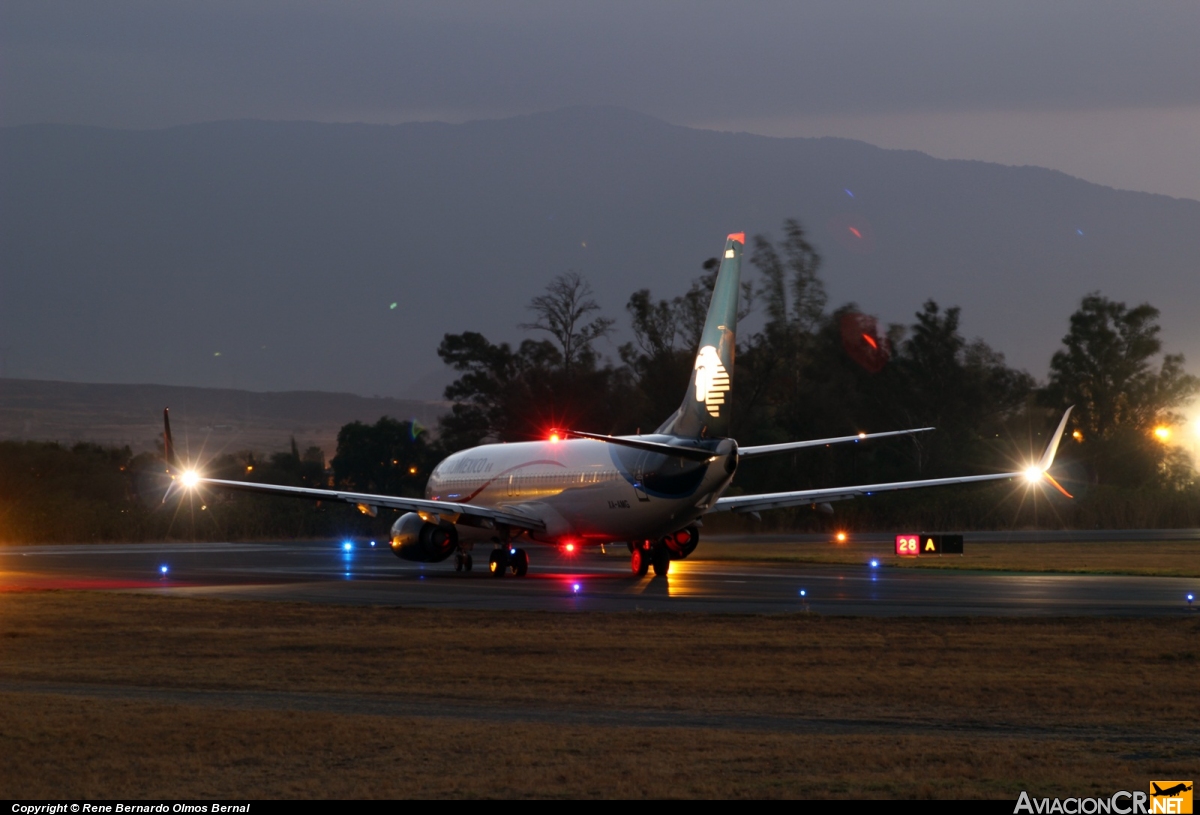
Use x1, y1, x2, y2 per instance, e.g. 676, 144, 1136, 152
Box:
2, 538, 1196, 616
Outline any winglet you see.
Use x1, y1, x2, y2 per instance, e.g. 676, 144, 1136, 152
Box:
1037, 406, 1074, 472
163, 408, 181, 471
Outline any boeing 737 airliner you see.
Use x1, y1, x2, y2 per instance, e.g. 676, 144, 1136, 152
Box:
165, 233, 1073, 577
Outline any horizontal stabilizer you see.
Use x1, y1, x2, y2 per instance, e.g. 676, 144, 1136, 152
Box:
566, 430, 715, 461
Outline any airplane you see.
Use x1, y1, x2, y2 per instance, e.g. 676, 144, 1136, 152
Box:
1152, 783, 1192, 797
164, 232, 1074, 578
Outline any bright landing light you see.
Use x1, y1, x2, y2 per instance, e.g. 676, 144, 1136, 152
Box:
180, 470, 200, 488
1024, 467, 1043, 483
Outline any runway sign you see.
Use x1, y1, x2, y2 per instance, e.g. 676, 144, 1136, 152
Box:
895, 534, 964, 556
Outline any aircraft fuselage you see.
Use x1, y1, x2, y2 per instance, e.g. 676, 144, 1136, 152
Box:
427, 436, 738, 543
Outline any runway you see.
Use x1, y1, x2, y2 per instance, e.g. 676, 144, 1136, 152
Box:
2, 539, 1196, 615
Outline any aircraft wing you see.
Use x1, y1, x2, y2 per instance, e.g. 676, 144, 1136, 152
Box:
160, 407, 545, 532
738, 427, 934, 458
712, 471, 1029, 513
183, 476, 548, 533
714, 408, 1074, 514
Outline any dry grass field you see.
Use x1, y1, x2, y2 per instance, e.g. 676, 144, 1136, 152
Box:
1, 592, 1197, 798
694, 539, 1200, 577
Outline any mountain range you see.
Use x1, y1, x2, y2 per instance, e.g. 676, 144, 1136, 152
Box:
2, 107, 1197, 399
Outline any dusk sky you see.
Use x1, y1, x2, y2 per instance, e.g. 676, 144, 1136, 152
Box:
3, 1, 1198, 200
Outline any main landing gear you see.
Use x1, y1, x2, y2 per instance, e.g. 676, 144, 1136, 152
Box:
488, 547, 529, 577
629, 541, 672, 577
454, 551, 474, 572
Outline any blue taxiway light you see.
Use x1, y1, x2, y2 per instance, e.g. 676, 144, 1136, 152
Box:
1188, 593, 1194, 604
370, 540, 376, 547
799, 589, 807, 597
870, 559, 879, 568
573, 583, 581, 593
342, 541, 353, 552
160, 565, 168, 575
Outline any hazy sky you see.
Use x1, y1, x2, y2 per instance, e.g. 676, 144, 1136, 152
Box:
3, 1, 1198, 200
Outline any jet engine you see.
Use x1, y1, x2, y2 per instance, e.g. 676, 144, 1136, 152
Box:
665, 523, 700, 560
390, 512, 458, 562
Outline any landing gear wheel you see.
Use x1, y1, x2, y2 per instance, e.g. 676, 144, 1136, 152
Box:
463, 553, 473, 572
454, 553, 464, 572
631, 547, 650, 577
651, 544, 671, 577
512, 548, 529, 577
488, 549, 509, 577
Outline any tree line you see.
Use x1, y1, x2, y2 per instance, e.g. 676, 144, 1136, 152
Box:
1, 218, 1196, 542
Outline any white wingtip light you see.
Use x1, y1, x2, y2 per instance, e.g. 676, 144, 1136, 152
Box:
180, 470, 200, 488
1024, 466, 1043, 483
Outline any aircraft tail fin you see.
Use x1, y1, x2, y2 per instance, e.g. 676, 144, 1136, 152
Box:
658, 232, 743, 439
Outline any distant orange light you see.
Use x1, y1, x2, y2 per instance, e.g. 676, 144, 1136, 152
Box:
835, 532, 847, 543
1072, 430, 1083, 442
1154, 426, 1171, 441
861, 333, 877, 349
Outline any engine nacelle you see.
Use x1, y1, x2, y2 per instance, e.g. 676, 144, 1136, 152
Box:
665, 524, 700, 560
390, 512, 458, 562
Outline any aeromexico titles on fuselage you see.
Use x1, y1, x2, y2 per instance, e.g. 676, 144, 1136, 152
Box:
162, 230, 1073, 578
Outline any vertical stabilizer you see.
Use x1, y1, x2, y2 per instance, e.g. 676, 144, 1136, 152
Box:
659, 233, 743, 439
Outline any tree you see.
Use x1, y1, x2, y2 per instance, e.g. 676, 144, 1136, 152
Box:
751, 218, 826, 336
519, 272, 613, 378
735, 219, 826, 443
331, 417, 435, 496
886, 300, 1034, 474
438, 273, 635, 449
1043, 293, 1199, 486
